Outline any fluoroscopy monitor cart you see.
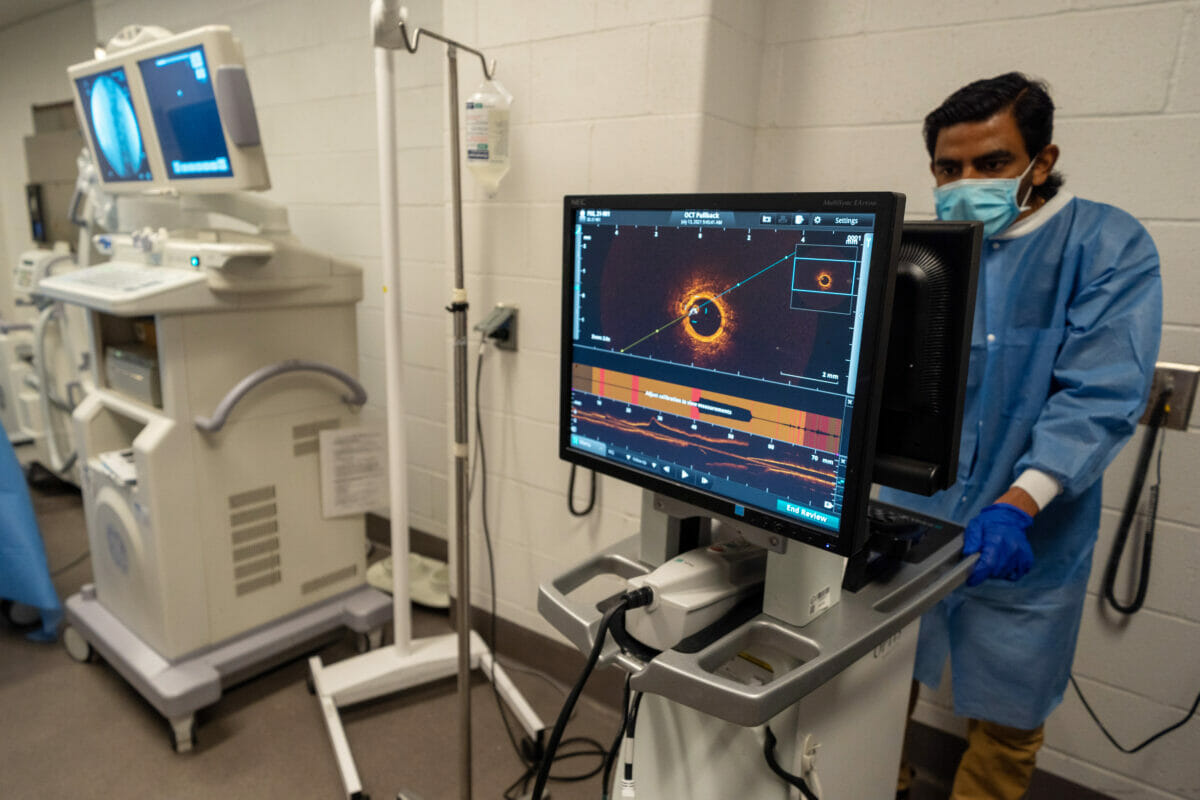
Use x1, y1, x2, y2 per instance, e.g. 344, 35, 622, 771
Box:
68, 25, 268, 194
39, 25, 389, 754
37, 227, 389, 753
542, 194, 984, 797
561, 193, 905, 559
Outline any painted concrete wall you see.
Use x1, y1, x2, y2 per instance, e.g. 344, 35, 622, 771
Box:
0, 1, 95, 321
753, 2, 1200, 797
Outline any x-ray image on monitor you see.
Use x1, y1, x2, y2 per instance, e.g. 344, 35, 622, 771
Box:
75, 67, 152, 183
138, 45, 232, 179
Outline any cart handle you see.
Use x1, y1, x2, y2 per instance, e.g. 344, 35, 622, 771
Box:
194, 359, 367, 433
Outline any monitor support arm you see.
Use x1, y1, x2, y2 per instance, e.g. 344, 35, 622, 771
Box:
178, 193, 290, 234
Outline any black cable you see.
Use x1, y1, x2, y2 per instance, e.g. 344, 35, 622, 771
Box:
568, 462, 597, 516
531, 602, 623, 800
1103, 388, 1171, 614
532, 589, 652, 800
615, 690, 644, 795
601, 676, 632, 799
502, 736, 609, 800
762, 725, 819, 800
537, 737, 607, 780
471, 339, 535, 769
51, 550, 90, 577
473, 339, 621, 800
1070, 675, 1200, 754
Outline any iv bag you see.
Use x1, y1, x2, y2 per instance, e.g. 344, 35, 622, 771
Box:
464, 79, 512, 196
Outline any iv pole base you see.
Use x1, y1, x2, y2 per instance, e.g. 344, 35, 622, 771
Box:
309, 630, 545, 800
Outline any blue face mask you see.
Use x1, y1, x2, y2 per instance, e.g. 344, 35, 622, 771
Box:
933, 157, 1038, 239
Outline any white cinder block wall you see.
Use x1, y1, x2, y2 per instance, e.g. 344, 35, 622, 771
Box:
443, 0, 768, 640
0, 2, 96, 322
6, 1, 1195, 797
89, 0, 452, 536
754, 2, 1200, 798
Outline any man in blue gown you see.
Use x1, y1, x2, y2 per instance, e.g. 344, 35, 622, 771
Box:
0, 423, 61, 641
886, 73, 1163, 799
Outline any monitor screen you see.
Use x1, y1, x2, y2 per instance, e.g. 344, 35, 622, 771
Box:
74, 66, 153, 184
138, 45, 233, 179
561, 193, 903, 556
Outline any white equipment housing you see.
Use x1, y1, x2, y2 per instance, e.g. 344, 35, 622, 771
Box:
7, 247, 90, 479
0, 319, 34, 444
43, 24, 391, 754
40, 224, 390, 750
625, 540, 766, 651
0, 311, 33, 443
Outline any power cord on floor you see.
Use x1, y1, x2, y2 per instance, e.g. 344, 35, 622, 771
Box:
1069, 676, 1200, 754
471, 337, 610, 800
51, 550, 90, 577
1076, 387, 1199, 753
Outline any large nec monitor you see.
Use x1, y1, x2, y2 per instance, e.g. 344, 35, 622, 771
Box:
68, 26, 269, 193
561, 193, 905, 557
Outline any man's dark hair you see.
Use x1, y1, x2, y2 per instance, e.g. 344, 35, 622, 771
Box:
924, 72, 1063, 201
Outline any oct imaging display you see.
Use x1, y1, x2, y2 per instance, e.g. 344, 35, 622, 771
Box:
75, 67, 152, 183
567, 207, 876, 533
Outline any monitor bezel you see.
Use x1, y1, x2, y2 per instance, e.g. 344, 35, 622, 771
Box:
559, 192, 905, 557
67, 25, 269, 194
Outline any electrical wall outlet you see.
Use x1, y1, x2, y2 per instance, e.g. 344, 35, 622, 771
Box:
1139, 362, 1199, 430
474, 304, 518, 351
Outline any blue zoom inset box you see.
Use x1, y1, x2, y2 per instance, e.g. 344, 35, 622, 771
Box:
789, 242, 859, 315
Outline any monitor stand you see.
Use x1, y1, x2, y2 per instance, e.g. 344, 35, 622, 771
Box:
764, 544, 846, 627
644, 491, 846, 628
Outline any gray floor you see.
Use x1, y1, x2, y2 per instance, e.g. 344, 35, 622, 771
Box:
2, 448, 959, 800
0, 454, 621, 800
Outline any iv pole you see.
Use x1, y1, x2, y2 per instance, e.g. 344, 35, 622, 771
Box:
307, 4, 542, 800
396, 9, 493, 799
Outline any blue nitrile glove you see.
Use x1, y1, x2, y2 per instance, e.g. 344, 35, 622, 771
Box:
962, 502, 1034, 587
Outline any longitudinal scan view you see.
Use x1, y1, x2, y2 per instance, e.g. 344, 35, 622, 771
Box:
568, 207, 877, 533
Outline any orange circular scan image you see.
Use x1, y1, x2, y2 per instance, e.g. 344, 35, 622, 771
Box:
678, 276, 735, 358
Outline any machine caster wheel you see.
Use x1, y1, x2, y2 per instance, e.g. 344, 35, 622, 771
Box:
170, 716, 196, 753
62, 625, 94, 662
1, 599, 40, 629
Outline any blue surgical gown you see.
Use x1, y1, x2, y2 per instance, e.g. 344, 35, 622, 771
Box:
879, 193, 1162, 730
0, 423, 61, 641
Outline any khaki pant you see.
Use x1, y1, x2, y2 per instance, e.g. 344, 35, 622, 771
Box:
950, 719, 1045, 800
900, 683, 1045, 799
